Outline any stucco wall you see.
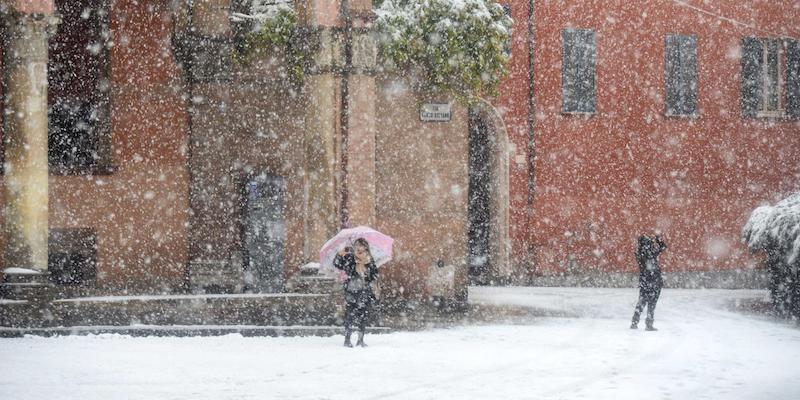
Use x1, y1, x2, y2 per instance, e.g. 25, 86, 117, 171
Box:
495, 0, 534, 273
528, 0, 800, 275
375, 73, 470, 300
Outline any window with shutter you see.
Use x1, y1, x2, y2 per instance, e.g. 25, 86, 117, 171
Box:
741, 37, 800, 119
665, 34, 697, 117
561, 28, 596, 114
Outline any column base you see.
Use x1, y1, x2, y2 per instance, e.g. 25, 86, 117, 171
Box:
1, 268, 55, 301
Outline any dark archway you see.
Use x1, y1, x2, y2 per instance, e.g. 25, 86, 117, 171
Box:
468, 111, 493, 284
241, 173, 286, 293
467, 102, 511, 285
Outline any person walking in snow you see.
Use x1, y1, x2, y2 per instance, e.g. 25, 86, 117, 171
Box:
630, 233, 666, 331
334, 238, 380, 347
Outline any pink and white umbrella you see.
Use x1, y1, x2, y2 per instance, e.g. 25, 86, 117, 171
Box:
319, 226, 394, 269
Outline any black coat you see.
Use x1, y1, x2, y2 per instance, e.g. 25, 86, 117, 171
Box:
333, 253, 379, 306
636, 235, 666, 291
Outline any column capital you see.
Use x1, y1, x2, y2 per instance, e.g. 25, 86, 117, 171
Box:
0, 0, 54, 14
302, 27, 345, 76
2, 11, 60, 63
2, 8, 60, 30
351, 30, 377, 74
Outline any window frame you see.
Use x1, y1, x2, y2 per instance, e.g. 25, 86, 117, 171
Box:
757, 38, 786, 118
47, 0, 115, 176
561, 28, 597, 115
664, 33, 698, 118
742, 36, 800, 120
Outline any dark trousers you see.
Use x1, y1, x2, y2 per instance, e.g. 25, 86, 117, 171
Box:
632, 286, 661, 326
344, 295, 372, 337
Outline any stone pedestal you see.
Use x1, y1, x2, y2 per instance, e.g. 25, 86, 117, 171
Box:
0, 268, 54, 302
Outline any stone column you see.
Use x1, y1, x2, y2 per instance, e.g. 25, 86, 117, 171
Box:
1, 8, 58, 299
343, 3, 377, 227
173, 0, 239, 289
299, 1, 342, 258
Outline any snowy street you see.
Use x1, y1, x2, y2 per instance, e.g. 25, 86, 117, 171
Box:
1, 287, 798, 400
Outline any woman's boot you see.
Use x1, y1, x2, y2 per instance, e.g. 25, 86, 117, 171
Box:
344, 330, 353, 347
645, 319, 657, 331
356, 331, 366, 347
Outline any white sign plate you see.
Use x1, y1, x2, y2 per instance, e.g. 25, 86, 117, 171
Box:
420, 103, 451, 122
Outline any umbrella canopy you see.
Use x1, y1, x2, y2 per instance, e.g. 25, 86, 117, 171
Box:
319, 226, 394, 269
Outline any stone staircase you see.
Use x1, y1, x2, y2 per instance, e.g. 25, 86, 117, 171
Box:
0, 271, 373, 337
0, 268, 57, 301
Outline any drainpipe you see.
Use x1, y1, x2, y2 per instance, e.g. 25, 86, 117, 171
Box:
525, 0, 537, 275
170, 1, 196, 292
339, 0, 352, 229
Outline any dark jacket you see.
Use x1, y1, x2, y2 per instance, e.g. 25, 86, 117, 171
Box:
333, 252, 379, 305
636, 235, 666, 291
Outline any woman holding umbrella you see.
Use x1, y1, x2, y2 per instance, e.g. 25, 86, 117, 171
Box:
334, 238, 380, 347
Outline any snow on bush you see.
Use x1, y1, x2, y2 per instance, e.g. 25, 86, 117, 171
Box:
375, 0, 513, 104
230, 0, 293, 23
231, 1, 305, 81
742, 191, 800, 263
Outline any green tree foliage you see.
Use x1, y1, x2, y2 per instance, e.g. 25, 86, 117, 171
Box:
375, 0, 513, 104
235, 7, 306, 82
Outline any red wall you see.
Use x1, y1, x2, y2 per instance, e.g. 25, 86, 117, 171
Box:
501, 0, 800, 275
495, 1, 533, 269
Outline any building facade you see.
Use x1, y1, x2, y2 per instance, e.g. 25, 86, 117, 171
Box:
522, 1, 800, 284
0, 0, 798, 305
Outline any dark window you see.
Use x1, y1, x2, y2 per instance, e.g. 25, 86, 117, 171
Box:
468, 111, 492, 284
561, 28, 596, 114
48, 0, 113, 174
48, 229, 97, 287
665, 34, 697, 116
741, 37, 800, 118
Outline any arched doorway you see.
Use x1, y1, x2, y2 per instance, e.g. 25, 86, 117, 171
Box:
467, 102, 511, 285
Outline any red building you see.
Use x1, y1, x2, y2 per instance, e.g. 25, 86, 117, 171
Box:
496, 0, 800, 283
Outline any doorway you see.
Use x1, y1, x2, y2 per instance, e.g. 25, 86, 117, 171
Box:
468, 111, 492, 284
467, 103, 512, 285
242, 173, 286, 293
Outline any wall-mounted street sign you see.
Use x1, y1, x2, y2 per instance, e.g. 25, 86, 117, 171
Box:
420, 103, 452, 122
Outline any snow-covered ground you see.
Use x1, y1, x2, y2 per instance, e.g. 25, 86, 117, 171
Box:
1, 287, 798, 400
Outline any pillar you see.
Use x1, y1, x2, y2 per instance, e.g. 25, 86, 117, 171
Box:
342, 0, 377, 227
299, 0, 342, 258
1, 5, 58, 299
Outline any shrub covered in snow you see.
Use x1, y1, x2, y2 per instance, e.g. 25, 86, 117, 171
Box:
231, 1, 306, 81
375, 0, 513, 104
742, 191, 800, 317
743, 191, 800, 263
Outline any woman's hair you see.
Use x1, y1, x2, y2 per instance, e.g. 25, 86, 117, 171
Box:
353, 238, 373, 258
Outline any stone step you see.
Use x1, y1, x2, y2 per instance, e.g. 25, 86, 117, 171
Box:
0, 292, 343, 329
0, 283, 56, 301
1, 269, 56, 301
285, 274, 340, 294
